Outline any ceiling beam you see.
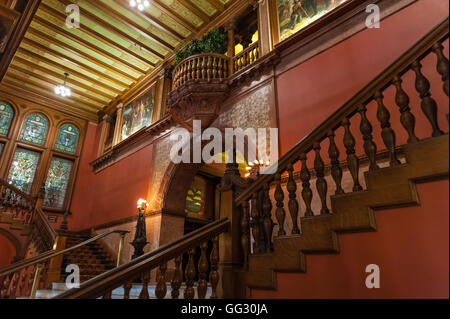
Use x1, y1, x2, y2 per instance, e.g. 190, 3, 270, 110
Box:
22, 37, 131, 89
12, 56, 116, 100
115, 0, 185, 41
26, 27, 140, 83
39, 3, 157, 67
58, 0, 166, 60
177, 0, 211, 22
8, 64, 110, 105
4, 73, 102, 111
84, 0, 176, 52
32, 16, 148, 75
207, 0, 225, 12
149, 0, 199, 33
17, 47, 123, 95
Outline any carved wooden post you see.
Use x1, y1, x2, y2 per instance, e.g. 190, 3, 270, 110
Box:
262, 183, 274, 252
412, 60, 443, 137
138, 271, 150, 299
209, 236, 220, 299
299, 153, 314, 217
432, 42, 449, 97
313, 143, 330, 215
123, 281, 132, 299
328, 130, 344, 194
197, 242, 209, 299
374, 91, 401, 166
286, 163, 300, 233
184, 248, 196, 299
342, 118, 363, 192
393, 76, 419, 143
274, 173, 286, 236
170, 255, 182, 299
358, 105, 380, 170
155, 263, 167, 299
250, 193, 261, 252
241, 201, 250, 270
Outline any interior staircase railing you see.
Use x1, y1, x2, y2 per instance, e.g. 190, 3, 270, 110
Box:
54, 218, 230, 299
234, 18, 449, 268
0, 229, 129, 299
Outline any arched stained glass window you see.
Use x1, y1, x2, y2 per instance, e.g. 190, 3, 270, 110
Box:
0, 102, 14, 137
54, 123, 79, 155
44, 156, 73, 209
19, 113, 49, 146
7, 147, 41, 194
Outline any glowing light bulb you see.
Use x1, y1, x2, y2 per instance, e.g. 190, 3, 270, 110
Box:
138, 4, 144, 10
130, 0, 136, 7
144, 0, 150, 7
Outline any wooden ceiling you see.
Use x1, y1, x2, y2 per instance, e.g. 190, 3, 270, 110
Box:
1, 0, 231, 120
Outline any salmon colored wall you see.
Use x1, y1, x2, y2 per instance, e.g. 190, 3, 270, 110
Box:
0, 234, 15, 267
69, 123, 154, 231
252, 180, 449, 299
277, 0, 450, 156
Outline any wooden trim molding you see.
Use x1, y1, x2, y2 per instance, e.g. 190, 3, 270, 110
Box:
90, 115, 174, 173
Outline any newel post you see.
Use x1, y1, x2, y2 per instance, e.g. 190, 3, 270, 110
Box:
218, 154, 250, 299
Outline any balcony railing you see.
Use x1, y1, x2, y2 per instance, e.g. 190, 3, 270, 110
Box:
232, 42, 260, 73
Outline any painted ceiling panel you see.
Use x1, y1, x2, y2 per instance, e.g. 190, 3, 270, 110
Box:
2, 0, 233, 120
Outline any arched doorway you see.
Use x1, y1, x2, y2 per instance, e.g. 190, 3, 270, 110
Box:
0, 229, 22, 267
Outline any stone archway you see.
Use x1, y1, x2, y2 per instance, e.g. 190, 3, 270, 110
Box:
0, 228, 25, 265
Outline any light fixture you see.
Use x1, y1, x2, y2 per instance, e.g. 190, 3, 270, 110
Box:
244, 160, 270, 178
54, 73, 71, 97
137, 198, 149, 210
130, 0, 150, 11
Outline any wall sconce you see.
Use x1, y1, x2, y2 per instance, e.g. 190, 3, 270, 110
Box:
131, 198, 149, 260
137, 198, 149, 211
245, 159, 270, 178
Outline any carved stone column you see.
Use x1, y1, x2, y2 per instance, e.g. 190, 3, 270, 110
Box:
155, 65, 173, 121
97, 114, 111, 156
256, 0, 273, 56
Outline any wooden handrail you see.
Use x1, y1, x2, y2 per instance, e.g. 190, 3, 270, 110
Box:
0, 230, 129, 278
0, 178, 34, 204
235, 17, 450, 205
54, 218, 230, 299
34, 207, 57, 241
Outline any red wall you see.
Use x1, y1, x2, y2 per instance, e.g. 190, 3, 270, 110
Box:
252, 179, 449, 299
0, 234, 15, 267
277, 0, 450, 156
69, 123, 154, 231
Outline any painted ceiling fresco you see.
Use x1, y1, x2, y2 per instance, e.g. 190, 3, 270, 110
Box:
1, 0, 230, 117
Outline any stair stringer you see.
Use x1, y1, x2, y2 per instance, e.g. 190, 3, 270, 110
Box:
240, 134, 449, 291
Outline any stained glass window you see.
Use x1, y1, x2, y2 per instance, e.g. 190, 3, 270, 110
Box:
120, 86, 155, 141
19, 113, 49, 146
44, 157, 73, 209
7, 148, 41, 194
54, 124, 79, 155
0, 102, 14, 137
277, 0, 349, 41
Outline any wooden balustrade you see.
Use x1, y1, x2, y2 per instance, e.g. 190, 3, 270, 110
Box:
233, 42, 260, 73
235, 18, 449, 266
54, 218, 229, 299
172, 53, 229, 89
0, 230, 129, 299
0, 179, 34, 224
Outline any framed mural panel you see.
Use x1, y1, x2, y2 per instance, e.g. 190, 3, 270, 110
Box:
120, 85, 155, 142
276, 0, 349, 41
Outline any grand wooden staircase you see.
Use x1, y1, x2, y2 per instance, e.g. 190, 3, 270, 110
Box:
0, 18, 448, 300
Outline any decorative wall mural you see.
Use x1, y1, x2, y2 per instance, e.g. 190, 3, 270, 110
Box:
120, 86, 155, 142
0, 102, 14, 137
54, 123, 79, 155
277, 0, 349, 41
185, 176, 206, 217
7, 147, 41, 194
44, 157, 73, 210
19, 113, 49, 146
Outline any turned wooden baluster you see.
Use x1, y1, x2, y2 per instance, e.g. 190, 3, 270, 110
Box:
262, 183, 274, 252
27, 267, 36, 296
155, 262, 167, 299
299, 153, 314, 217
201, 57, 206, 79
241, 201, 250, 269
212, 57, 217, 78
286, 163, 300, 233
123, 281, 132, 299
432, 42, 449, 97
209, 236, 219, 299
218, 58, 223, 78
171, 255, 182, 299
0, 276, 4, 295
412, 60, 443, 137
1, 274, 11, 298
197, 241, 209, 299
393, 76, 419, 143
9, 272, 19, 299
17, 270, 26, 297
313, 143, 330, 215
342, 118, 363, 192
274, 173, 286, 236
327, 131, 344, 194
184, 248, 196, 299
102, 290, 112, 299
250, 193, 261, 252
196, 57, 201, 79
374, 91, 401, 166
358, 104, 380, 170
138, 271, 150, 299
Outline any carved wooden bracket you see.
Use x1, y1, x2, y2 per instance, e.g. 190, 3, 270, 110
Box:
167, 79, 229, 131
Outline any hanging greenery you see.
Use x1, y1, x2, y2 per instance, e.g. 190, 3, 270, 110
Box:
174, 27, 227, 65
